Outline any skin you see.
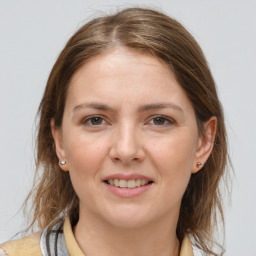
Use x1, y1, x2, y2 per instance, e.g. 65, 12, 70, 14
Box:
52, 48, 216, 256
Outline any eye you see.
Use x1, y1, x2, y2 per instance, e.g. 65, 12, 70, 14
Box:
148, 116, 175, 126
82, 116, 106, 126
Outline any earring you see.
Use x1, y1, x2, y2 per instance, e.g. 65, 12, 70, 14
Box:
196, 162, 203, 168
59, 161, 66, 165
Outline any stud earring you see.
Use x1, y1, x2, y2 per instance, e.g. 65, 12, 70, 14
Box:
59, 161, 66, 165
196, 162, 203, 168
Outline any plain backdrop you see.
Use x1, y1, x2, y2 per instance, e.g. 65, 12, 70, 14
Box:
0, 1, 255, 255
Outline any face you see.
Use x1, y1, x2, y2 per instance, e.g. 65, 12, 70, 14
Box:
52, 48, 215, 229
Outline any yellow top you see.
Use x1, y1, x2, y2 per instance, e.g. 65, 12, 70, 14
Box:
0, 232, 42, 256
0, 217, 194, 256
63, 217, 194, 256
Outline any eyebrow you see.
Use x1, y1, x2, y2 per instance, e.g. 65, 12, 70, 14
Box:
73, 102, 184, 113
138, 103, 183, 113
73, 103, 115, 112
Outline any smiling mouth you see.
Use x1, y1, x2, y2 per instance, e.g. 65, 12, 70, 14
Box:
104, 179, 153, 189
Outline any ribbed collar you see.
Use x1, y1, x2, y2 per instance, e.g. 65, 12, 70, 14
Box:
63, 217, 193, 256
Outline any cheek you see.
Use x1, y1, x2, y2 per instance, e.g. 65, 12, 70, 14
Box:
151, 131, 197, 171
64, 132, 108, 180
63, 132, 110, 205
149, 132, 197, 197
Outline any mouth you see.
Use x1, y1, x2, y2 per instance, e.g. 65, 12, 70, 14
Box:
104, 179, 153, 189
102, 174, 154, 197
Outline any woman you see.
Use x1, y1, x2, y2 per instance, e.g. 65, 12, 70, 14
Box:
0, 7, 228, 256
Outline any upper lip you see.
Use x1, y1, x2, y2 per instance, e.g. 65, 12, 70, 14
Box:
103, 173, 154, 182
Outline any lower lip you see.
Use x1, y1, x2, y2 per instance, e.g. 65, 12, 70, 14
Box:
104, 182, 153, 198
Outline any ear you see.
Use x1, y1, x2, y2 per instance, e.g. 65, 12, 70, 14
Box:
192, 116, 217, 173
51, 119, 69, 171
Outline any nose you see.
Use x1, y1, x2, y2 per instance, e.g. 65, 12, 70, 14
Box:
109, 123, 145, 165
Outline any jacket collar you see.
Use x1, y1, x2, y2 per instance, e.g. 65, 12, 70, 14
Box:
63, 217, 193, 256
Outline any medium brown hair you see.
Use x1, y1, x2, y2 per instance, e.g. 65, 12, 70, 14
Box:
25, 7, 229, 256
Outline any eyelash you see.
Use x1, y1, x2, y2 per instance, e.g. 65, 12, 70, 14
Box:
81, 115, 175, 127
81, 115, 106, 127
148, 115, 175, 126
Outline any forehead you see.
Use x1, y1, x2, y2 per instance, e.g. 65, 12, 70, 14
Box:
70, 48, 173, 86
65, 48, 193, 113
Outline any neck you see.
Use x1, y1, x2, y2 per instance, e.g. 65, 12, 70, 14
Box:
73, 209, 180, 256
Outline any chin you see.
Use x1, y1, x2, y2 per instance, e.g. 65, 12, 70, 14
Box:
108, 216, 149, 229
102, 205, 154, 229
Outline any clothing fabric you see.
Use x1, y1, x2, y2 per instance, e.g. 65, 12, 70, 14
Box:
0, 232, 41, 256
0, 217, 195, 256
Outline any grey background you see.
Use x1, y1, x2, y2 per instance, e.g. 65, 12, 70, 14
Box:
0, 1, 255, 255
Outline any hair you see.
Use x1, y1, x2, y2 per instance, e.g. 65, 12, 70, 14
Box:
25, 7, 229, 256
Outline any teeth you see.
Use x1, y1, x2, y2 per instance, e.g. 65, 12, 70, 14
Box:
107, 179, 150, 188
135, 179, 141, 186
119, 179, 127, 188
127, 180, 136, 188
114, 179, 119, 187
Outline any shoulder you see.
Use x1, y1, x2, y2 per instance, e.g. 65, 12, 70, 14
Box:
0, 232, 42, 256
